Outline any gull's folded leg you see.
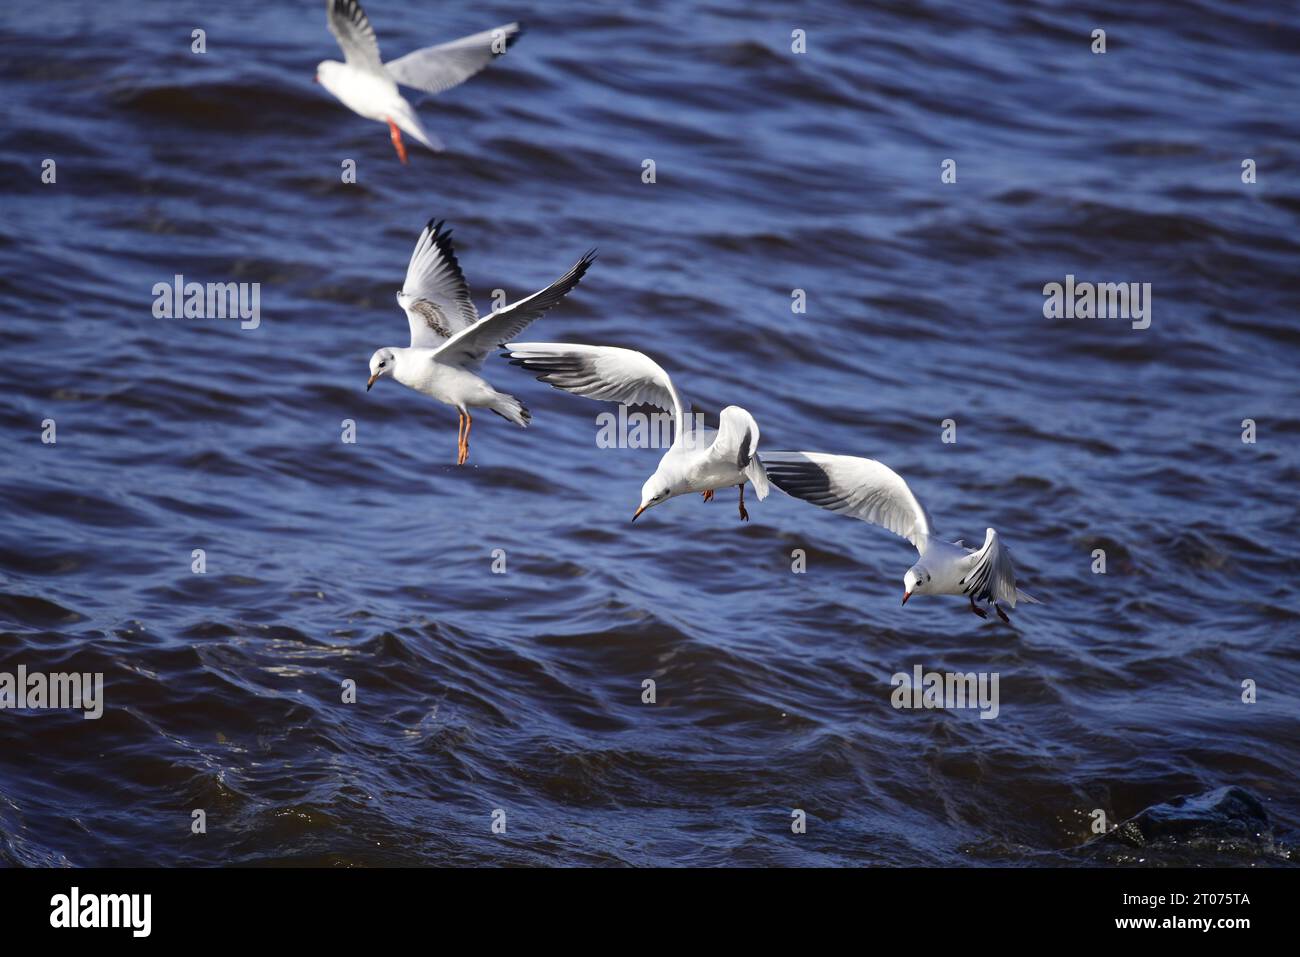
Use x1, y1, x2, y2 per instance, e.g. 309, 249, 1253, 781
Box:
737, 484, 749, 522
386, 118, 408, 165
968, 595, 988, 619
994, 602, 1011, 624
701, 489, 714, 502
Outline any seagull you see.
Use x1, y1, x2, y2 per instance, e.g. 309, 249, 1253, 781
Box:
763, 451, 1041, 621
366, 220, 595, 465
502, 344, 769, 522
316, 0, 521, 163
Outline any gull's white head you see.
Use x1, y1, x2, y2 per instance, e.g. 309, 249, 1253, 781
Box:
902, 565, 932, 606
632, 474, 675, 522
315, 60, 344, 94
367, 348, 396, 391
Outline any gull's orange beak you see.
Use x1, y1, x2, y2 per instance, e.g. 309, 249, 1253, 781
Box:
366, 372, 378, 391
632, 505, 647, 522
901, 590, 912, 606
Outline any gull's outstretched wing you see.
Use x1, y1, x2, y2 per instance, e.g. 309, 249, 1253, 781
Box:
431, 250, 596, 371
763, 451, 933, 553
502, 343, 684, 437
400, 220, 479, 348
958, 528, 1040, 608
327, 0, 383, 73
386, 23, 522, 95
712, 406, 768, 498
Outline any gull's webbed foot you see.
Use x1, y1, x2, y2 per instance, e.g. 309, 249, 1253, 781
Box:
968, 596, 988, 619
994, 603, 1011, 624
701, 489, 714, 502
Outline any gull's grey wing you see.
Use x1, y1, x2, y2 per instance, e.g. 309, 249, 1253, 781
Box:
401, 219, 479, 348
713, 406, 768, 498
763, 451, 933, 553
502, 343, 683, 436
327, 0, 384, 73
958, 528, 1040, 608
386, 23, 522, 95
432, 250, 596, 371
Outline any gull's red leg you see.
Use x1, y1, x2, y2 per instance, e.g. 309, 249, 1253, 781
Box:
386, 118, 408, 164
459, 413, 472, 465
737, 484, 749, 522
701, 489, 714, 502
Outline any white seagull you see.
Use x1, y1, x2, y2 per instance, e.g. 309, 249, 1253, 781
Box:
503, 344, 769, 521
763, 451, 1041, 621
316, 0, 521, 163
366, 220, 595, 465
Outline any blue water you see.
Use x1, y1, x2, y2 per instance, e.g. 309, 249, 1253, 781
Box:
0, 0, 1297, 866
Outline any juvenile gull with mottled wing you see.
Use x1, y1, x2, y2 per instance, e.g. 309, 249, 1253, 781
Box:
366, 220, 595, 465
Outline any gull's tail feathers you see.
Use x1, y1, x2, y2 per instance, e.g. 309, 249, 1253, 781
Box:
390, 99, 444, 152
488, 392, 531, 427
745, 457, 770, 500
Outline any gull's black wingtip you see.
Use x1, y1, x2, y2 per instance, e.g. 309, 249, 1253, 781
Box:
561, 248, 597, 285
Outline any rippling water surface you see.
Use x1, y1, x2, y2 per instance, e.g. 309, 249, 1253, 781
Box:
1, 0, 1298, 866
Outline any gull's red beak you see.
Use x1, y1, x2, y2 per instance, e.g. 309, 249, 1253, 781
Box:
632, 505, 647, 523
366, 373, 378, 391
901, 590, 912, 606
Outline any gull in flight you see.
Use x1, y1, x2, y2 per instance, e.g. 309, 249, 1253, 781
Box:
503, 344, 769, 521
366, 220, 596, 465
763, 451, 1040, 621
316, 0, 521, 163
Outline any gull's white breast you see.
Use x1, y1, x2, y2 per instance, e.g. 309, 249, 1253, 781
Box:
393, 350, 494, 408
663, 428, 747, 493
324, 63, 405, 122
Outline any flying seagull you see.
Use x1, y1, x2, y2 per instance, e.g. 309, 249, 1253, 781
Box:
764, 451, 1040, 621
503, 344, 769, 521
316, 0, 521, 162
366, 220, 595, 465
